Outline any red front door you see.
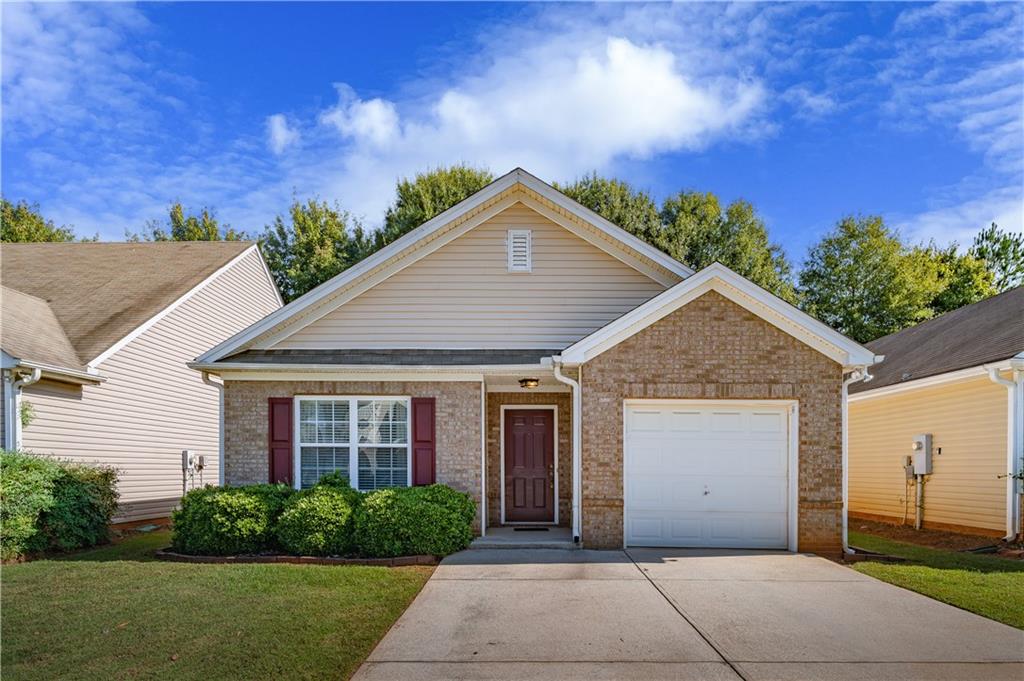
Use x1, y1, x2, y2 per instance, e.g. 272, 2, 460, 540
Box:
504, 409, 555, 522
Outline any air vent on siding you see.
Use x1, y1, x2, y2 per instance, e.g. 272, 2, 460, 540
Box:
507, 229, 532, 272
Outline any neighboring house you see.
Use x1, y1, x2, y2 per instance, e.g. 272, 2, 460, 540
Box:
1, 242, 282, 522
848, 287, 1024, 539
192, 168, 877, 554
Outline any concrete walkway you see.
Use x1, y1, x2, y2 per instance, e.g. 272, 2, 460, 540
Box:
353, 548, 1024, 681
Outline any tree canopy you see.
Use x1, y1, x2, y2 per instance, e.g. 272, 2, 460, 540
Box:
1, 198, 78, 242
970, 223, 1024, 292
129, 203, 248, 242
556, 174, 662, 246
799, 216, 945, 343
376, 165, 494, 249
260, 198, 371, 302
660, 191, 796, 302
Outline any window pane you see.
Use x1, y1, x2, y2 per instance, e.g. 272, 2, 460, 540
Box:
358, 400, 408, 445
357, 447, 409, 491
298, 399, 349, 444
299, 446, 349, 489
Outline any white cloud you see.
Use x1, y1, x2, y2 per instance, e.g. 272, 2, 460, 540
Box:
266, 114, 300, 154
895, 184, 1023, 247
306, 34, 767, 220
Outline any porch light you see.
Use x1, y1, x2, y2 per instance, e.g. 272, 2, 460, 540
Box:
519, 378, 540, 389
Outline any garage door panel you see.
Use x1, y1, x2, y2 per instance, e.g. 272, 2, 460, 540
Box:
625, 402, 790, 549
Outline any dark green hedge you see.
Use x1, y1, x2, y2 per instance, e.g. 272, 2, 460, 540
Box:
0, 450, 119, 560
171, 475, 475, 558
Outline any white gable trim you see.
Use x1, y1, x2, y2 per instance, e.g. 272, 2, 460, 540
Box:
198, 168, 692, 363
559, 263, 879, 370
90, 244, 262, 369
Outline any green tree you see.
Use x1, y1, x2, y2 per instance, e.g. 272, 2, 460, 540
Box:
1, 198, 77, 242
555, 173, 663, 246
920, 243, 997, 315
261, 198, 372, 301
131, 203, 247, 242
377, 165, 493, 248
970, 223, 1024, 291
799, 216, 942, 343
660, 191, 796, 301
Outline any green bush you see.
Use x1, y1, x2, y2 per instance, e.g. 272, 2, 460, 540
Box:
354, 485, 475, 558
171, 484, 293, 555
409, 484, 475, 526
276, 486, 359, 556
314, 472, 364, 507
0, 450, 119, 560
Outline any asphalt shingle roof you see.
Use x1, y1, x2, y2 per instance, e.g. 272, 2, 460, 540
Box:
220, 349, 560, 366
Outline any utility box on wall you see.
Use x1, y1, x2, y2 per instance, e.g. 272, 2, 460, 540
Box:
912, 434, 933, 475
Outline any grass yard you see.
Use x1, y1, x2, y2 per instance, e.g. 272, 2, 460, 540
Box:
850, 531, 1024, 629
1, 530, 432, 680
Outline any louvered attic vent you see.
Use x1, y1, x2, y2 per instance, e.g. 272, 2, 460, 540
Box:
507, 229, 532, 272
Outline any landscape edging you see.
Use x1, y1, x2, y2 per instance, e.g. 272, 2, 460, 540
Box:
154, 548, 439, 566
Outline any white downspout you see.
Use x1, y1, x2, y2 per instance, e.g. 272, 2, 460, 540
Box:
552, 358, 581, 544
987, 363, 1022, 541
6, 367, 42, 450
843, 365, 872, 552
202, 371, 225, 487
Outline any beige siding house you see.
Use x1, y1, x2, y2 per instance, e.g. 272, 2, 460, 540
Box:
1, 242, 281, 521
849, 288, 1024, 538
193, 169, 878, 556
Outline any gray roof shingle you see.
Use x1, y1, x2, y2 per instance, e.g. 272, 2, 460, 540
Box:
851, 286, 1024, 394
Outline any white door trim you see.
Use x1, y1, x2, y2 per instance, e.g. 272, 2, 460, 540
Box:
500, 404, 559, 525
622, 399, 799, 552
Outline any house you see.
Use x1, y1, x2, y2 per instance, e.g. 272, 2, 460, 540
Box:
192, 168, 878, 554
848, 287, 1024, 539
1, 242, 282, 522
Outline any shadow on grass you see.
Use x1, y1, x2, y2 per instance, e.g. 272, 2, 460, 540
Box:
850, 531, 1024, 574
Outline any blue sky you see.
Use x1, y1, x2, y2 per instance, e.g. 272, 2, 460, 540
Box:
2, 2, 1021, 262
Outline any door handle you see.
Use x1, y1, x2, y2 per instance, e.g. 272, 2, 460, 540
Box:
703, 485, 710, 496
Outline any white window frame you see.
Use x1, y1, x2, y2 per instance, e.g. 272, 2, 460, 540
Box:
507, 229, 532, 272
293, 395, 412, 491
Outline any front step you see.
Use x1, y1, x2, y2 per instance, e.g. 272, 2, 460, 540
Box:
469, 526, 579, 550
469, 537, 580, 550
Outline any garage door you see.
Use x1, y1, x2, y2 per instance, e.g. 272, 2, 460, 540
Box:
624, 402, 790, 549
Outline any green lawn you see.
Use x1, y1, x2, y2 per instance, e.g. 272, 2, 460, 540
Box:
850, 531, 1024, 629
1, 531, 432, 680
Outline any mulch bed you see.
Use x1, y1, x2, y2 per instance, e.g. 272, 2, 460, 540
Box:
851, 518, 1023, 557
154, 549, 439, 567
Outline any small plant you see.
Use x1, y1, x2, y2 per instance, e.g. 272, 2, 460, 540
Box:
19, 401, 35, 428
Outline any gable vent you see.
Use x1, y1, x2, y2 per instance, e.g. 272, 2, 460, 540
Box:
507, 229, 532, 272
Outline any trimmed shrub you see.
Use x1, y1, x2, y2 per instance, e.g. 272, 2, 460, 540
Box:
354, 485, 475, 558
0, 450, 119, 560
314, 472, 364, 507
171, 484, 293, 555
409, 484, 475, 526
276, 486, 359, 556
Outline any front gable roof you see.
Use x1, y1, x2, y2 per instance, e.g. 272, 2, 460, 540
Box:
199, 168, 693, 363
558, 263, 880, 370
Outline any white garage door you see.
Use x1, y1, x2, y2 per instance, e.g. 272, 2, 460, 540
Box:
624, 402, 790, 549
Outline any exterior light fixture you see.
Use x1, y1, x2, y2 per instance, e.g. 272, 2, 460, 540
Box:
519, 378, 540, 389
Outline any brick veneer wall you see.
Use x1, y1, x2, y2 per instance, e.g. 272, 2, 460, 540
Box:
581, 290, 844, 554
223, 380, 483, 530
486, 392, 572, 528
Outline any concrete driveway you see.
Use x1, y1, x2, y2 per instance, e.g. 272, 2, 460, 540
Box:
353, 548, 1024, 681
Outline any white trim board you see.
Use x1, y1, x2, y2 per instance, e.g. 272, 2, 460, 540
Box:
499, 405, 559, 526
196, 168, 692, 363
90, 244, 262, 369
621, 398, 799, 552
560, 263, 879, 370
848, 363, 1013, 402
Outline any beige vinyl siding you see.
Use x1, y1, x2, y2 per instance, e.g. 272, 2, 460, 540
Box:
275, 203, 667, 349
848, 374, 1008, 533
21, 248, 280, 522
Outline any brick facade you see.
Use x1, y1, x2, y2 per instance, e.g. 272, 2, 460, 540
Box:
222, 380, 483, 530
580, 290, 844, 554
485, 392, 572, 528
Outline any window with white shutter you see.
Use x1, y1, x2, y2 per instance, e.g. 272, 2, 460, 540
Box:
507, 229, 532, 272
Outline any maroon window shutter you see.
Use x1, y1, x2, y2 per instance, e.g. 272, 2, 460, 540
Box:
411, 397, 436, 485
268, 398, 293, 486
